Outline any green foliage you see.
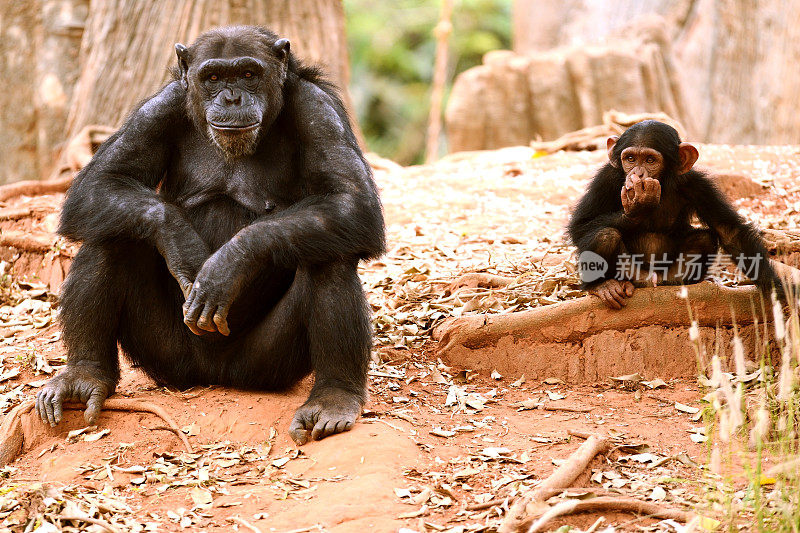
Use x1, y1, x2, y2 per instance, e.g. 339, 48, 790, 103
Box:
345, 0, 511, 165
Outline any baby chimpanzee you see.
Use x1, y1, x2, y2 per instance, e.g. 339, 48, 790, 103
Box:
568, 120, 781, 309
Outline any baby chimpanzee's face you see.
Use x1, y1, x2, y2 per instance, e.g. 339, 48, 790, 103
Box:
619, 146, 665, 180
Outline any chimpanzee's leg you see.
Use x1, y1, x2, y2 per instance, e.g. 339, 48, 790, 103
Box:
580, 228, 637, 309
36, 243, 127, 426
37, 239, 206, 426
114, 243, 202, 388
671, 228, 718, 284
295, 260, 372, 443
234, 260, 371, 445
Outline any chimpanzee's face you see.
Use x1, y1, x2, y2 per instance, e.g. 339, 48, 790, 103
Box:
176, 33, 290, 158
198, 56, 270, 157
606, 120, 699, 179
619, 146, 665, 181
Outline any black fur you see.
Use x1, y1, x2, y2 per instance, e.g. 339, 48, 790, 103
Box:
38, 26, 385, 444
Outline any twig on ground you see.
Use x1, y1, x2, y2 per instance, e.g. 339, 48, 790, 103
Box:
231, 516, 263, 533
465, 497, 509, 511
56, 515, 122, 533
543, 404, 593, 413
585, 517, 606, 533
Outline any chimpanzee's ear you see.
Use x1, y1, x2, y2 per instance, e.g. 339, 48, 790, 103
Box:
273, 38, 290, 63
607, 136, 620, 168
175, 44, 190, 89
678, 142, 699, 174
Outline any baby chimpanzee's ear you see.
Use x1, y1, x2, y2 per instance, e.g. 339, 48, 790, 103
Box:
607, 136, 620, 168
678, 142, 699, 174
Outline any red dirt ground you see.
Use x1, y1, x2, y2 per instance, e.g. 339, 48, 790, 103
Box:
1, 144, 798, 532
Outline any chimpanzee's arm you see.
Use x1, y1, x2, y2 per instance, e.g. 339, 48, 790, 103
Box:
183, 81, 385, 335
59, 82, 209, 295
568, 166, 644, 250
229, 80, 386, 266
687, 172, 783, 296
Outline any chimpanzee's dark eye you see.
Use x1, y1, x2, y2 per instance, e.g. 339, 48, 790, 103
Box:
646, 156, 654, 164
626, 155, 635, 162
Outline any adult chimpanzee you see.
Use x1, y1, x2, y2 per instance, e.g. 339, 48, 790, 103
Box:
36, 26, 385, 445
568, 120, 782, 309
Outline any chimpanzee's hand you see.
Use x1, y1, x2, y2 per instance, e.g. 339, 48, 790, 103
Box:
156, 214, 210, 299
621, 175, 660, 219
589, 279, 635, 310
183, 241, 251, 336
36, 365, 114, 427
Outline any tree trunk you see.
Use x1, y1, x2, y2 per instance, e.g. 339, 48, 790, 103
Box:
61, 0, 359, 176
0, 1, 90, 184
0, 1, 40, 184
0, 0, 359, 184
36, 1, 91, 178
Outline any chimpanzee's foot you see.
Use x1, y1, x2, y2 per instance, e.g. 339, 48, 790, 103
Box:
35, 364, 115, 427
589, 279, 635, 309
289, 388, 363, 445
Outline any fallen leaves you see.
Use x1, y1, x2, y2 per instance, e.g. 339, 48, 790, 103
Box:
3, 146, 796, 531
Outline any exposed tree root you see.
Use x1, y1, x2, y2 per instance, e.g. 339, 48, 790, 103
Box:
0, 230, 56, 252
0, 207, 35, 221
0, 397, 192, 466
69, 399, 192, 452
0, 177, 73, 203
498, 434, 610, 533
0, 401, 33, 467
523, 497, 693, 533
436, 283, 769, 357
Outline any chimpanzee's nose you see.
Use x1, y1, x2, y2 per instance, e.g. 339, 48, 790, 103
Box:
223, 89, 241, 105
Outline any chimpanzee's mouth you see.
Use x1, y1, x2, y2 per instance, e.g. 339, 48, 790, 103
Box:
209, 122, 260, 133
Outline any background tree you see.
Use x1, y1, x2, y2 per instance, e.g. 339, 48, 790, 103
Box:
0, 0, 356, 184
512, 0, 800, 145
